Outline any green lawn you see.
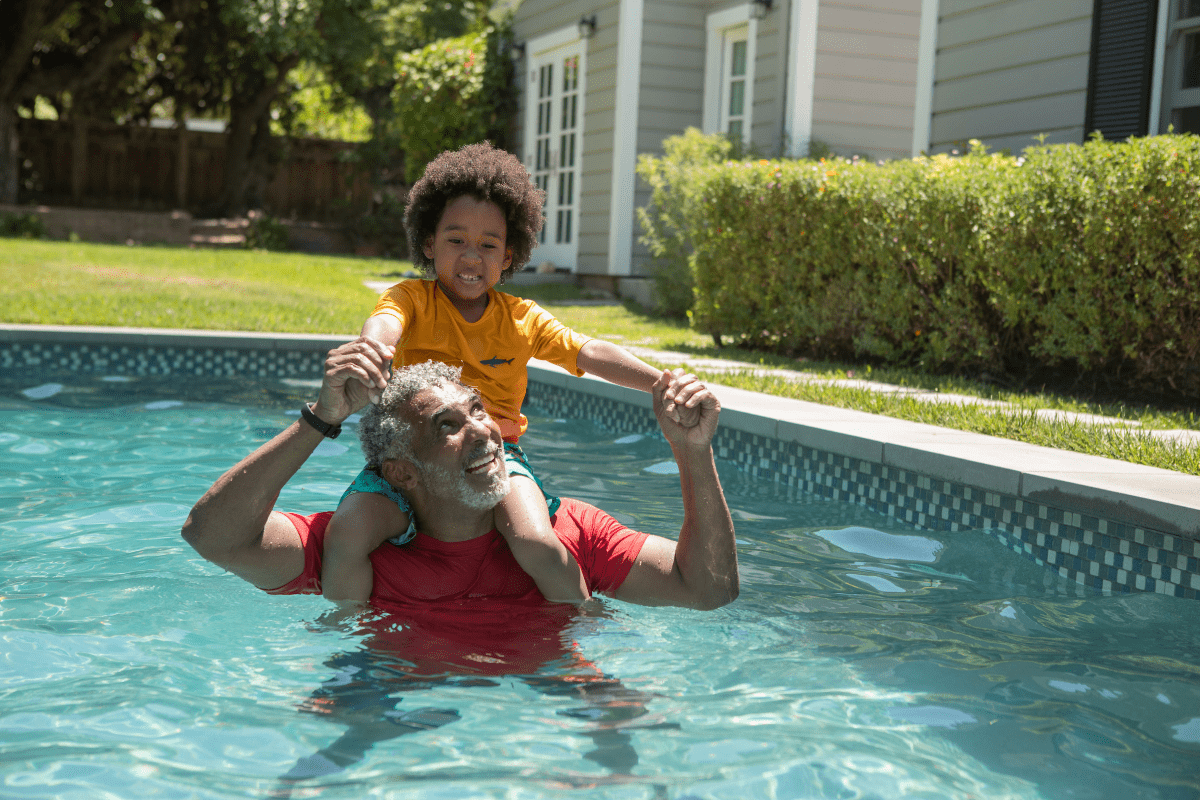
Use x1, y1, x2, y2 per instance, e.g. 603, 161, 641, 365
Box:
3, 238, 1197, 475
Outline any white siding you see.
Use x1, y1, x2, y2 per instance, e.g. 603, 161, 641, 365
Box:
931, 0, 1093, 155
811, 0, 924, 160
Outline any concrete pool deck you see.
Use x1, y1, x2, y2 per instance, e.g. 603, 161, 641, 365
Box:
3, 323, 1199, 598
529, 359, 1200, 538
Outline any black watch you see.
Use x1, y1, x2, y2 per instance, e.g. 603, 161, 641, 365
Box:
300, 403, 342, 439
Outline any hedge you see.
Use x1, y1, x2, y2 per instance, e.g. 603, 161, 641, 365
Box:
637, 129, 1200, 399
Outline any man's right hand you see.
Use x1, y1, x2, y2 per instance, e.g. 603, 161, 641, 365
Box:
653, 369, 720, 451
312, 337, 395, 424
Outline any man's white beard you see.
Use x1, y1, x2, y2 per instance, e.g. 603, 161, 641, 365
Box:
415, 450, 511, 510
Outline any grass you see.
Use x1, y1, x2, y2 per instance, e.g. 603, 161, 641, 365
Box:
3, 238, 1197, 475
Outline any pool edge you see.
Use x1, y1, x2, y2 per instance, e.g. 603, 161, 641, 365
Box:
4, 323, 1199, 600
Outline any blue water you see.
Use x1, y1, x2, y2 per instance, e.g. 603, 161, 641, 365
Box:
2, 371, 1199, 800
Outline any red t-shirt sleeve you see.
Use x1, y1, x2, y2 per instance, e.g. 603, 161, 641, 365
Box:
263, 511, 332, 595
556, 499, 648, 595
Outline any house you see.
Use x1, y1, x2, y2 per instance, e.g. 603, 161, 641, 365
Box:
509, 0, 1199, 302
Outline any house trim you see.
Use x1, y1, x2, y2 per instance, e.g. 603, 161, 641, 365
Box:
525, 23, 584, 59
607, 0, 644, 277
912, 0, 939, 157
784, 0, 818, 157
1147, 0, 1170, 134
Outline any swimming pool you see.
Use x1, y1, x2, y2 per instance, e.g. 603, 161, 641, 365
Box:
2, 369, 1198, 799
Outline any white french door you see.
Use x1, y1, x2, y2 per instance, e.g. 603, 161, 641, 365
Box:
524, 37, 585, 271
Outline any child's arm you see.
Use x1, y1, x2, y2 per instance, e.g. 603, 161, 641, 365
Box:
361, 313, 403, 347
576, 340, 689, 423
496, 478, 589, 603
322, 492, 412, 603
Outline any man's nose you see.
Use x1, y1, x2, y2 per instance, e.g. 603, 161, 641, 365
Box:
464, 413, 493, 442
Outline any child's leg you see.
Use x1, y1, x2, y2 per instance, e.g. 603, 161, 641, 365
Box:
496, 477, 589, 603
323, 471, 415, 603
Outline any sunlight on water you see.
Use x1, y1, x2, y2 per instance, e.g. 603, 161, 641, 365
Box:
1, 371, 1198, 799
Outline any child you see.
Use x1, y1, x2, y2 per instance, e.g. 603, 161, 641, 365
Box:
322, 141, 668, 605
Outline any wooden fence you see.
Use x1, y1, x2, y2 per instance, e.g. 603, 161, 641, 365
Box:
16, 118, 375, 220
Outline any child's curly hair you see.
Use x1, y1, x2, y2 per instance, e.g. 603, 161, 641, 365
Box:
404, 141, 545, 280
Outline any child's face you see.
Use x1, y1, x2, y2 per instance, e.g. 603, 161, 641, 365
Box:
424, 195, 513, 308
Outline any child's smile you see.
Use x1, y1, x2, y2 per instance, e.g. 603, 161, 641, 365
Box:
425, 195, 513, 322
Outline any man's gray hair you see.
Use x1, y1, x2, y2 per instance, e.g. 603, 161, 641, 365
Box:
358, 361, 473, 468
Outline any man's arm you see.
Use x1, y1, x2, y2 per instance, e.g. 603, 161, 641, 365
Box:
611, 370, 739, 610
181, 337, 394, 590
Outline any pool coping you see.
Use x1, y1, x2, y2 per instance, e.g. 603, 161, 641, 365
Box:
5, 324, 1199, 597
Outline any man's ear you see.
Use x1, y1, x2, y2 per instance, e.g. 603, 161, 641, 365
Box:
381, 458, 419, 491
503, 247, 513, 271
423, 236, 434, 261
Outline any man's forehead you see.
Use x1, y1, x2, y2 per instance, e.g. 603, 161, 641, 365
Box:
408, 382, 477, 420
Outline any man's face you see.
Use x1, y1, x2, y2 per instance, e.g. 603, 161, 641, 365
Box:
406, 382, 510, 509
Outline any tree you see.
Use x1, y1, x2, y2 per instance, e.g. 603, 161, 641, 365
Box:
0, 0, 161, 203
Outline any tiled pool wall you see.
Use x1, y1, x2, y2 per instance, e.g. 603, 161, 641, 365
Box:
4, 326, 1198, 601
532, 383, 1200, 602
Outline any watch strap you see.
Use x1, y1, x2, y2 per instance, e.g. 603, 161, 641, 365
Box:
300, 403, 342, 439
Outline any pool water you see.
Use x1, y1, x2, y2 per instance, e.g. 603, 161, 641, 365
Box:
2, 372, 1199, 800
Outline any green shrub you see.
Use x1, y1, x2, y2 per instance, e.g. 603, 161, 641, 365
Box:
636, 128, 732, 318
0, 212, 47, 239
347, 192, 408, 258
244, 213, 290, 251
636, 131, 1200, 399
989, 134, 1200, 396
391, 22, 514, 183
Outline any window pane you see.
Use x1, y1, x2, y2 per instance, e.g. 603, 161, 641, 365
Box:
1172, 105, 1200, 134
1181, 0, 1200, 19
1185, 32, 1200, 89
728, 79, 744, 117
727, 119, 743, 140
731, 40, 747, 77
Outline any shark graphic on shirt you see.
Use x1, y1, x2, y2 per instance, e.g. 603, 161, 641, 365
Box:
481, 357, 514, 368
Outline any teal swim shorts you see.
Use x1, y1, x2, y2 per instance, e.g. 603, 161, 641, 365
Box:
340, 441, 560, 546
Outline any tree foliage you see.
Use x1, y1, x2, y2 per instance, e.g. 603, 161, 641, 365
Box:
0, 0, 516, 214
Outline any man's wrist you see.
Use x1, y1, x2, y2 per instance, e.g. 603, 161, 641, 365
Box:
300, 403, 343, 439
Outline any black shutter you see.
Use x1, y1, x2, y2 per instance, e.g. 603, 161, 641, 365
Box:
1084, 0, 1160, 140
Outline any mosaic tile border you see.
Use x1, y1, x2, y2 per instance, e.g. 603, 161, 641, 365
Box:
3, 329, 1197, 601
527, 382, 1200, 601
1, 340, 327, 378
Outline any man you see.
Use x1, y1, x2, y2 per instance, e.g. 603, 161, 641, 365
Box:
181, 336, 738, 786
182, 336, 739, 613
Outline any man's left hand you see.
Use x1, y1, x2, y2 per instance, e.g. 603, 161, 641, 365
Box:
312, 337, 395, 424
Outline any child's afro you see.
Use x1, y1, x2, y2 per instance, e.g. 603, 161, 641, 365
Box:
404, 141, 545, 280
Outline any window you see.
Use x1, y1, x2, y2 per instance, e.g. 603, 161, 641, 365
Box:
1166, 0, 1200, 133
522, 28, 586, 270
722, 31, 750, 142
704, 8, 758, 147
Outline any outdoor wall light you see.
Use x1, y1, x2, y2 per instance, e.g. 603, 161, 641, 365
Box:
511, 41, 525, 60
578, 14, 597, 39
749, 0, 773, 19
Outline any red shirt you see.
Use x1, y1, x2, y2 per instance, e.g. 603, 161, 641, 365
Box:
265, 499, 649, 676
267, 498, 648, 612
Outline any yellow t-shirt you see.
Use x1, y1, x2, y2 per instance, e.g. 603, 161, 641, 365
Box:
372, 279, 592, 440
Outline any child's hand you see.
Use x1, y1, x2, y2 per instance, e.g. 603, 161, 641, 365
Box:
658, 369, 700, 426
654, 369, 719, 449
